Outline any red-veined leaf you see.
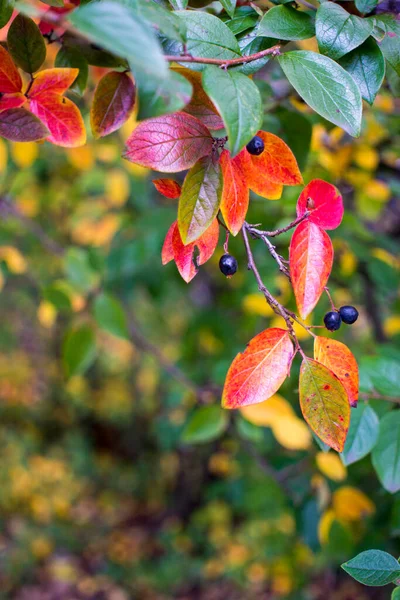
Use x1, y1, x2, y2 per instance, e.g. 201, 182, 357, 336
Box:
235, 148, 283, 200
314, 337, 359, 407
174, 67, 224, 131
178, 155, 223, 244
299, 357, 350, 452
123, 112, 213, 173
0, 46, 22, 93
0, 93, 26, 112
0, 107, 49, 142
220, 149, 249, 236
172, 217, 219, 283
91, 71, 136, 138
250, 131, 303, 186
222, 328, 294, 409
153, 179, 182, 199
29, 93, 86, 147
289, 220, 333, 319
297, 179, 343, 230
162, 221, 177, 265
28, 68, 79, 97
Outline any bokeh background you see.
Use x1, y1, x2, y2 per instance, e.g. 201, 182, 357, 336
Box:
0, 42, 399, 600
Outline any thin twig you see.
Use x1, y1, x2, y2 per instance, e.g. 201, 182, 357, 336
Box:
296, 0, 317, 10
360, 392, 400, 405
164, 45, 281, 68
247, 212, 309, 238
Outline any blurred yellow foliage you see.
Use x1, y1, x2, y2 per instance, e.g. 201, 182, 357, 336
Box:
272, 416, 312, 450
106, 169, 130, 207
0, 139, 7, 173
316, 452, 347, 482
333, 486, 375, 521
11, 142, 38, 168
37, 300, 57, 328
242, 292, 274, 317
0, 246, 27, 273
67, 146, 96, 171
384, 316, 400, 337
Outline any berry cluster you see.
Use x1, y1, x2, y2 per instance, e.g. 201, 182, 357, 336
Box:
324, 306, 359, 331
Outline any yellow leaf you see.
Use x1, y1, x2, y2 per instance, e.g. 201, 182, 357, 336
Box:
96, 144, 119, 163
240, 393, 295, 426
333, 486, 375, 522
316, 452, 347, 482
0, 246, 27, 273
384, 316, 400, 337
371, 248, 399, 269
311, 124, 325, 152
339, 248, 357, 277
318, 508, 335, 544
365, 179, 391, 203
11, 142, 38, 168
106, 169, 130, 207
67, 146, 95, 171
37, 301, 57, 328
242, 293, 274, 317
124, 161, 149, 178
0, 139, 7, 173
353, 145, 379, 171
374, 93, 394, 113
271, 416, 312, 450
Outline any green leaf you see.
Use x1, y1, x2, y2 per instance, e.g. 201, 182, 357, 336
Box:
136, 70, 193, 120
7, 14, 46, 74
163, 11, 241, 71
316, 3, 373, 60
387, 63, 400, 96
278, 50, 362, 137
64, 248, 100, 294
277, 108, 312, 171
372, 411, 400, 493
236, 28, 277, 75
355, 0, 378, 14
258, 5, 315, 41
0, 0, 14, 28
392, 587, 400, 600
342, 550, 400, 586
360, 355, 400, 397
340, 404, 379, 466
168, 0, 188, 10
220, 0, 236, 19
178, 155, 223, 244
62, 33, 126, 68
93, 293, 129, 339
236, 416, 264, 443
69, 1, 168, 81
380, 30, 400, 76
338, 38, 385, 105
55, 47, 89, 96
43, 284, 72, 312
39, 0, 64, 6
181, 405, 228, 444
202, 66, 262, 156
223, 6, 258, 35
63, 324, 97, 378
127, 0, 187, 43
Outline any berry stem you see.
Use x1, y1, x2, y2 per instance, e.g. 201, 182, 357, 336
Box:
223, 230, 230, 254
324, 287, 336, 311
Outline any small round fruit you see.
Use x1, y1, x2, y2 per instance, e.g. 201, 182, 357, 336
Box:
324, 311, 341, 331
219, 254, 238, 277
339, 305, 359, 325
246, 136, 264, 156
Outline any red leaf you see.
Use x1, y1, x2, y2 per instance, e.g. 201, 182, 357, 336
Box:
235, 148, 283, 200
299, 358, 350, 452
28, 68, 79, 97
220, 149, 249, 236
297, 179, 343, 230
162, 221, 177, 265
222, 328, 294, 409
0, 107, 49, 142
250, 131, 303, 186
91, 71, 136, 138
289, 220, 333, 319
123, 112, 213, 173
172, 218, 219, 283
314, 337, 359, 407
0, 46, 22, 93
175, 67, 224, 131
29, 93, 86, 147
153, 179, 181, 199
0, 93, 26, 112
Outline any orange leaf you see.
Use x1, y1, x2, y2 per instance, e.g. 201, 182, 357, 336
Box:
297, 179, 343, 230
250, 131, 303, 186
28, 68, 79, 97
235, 148, 283, 200
153, 179, 182, 200
123, 112, 213, 173
161, 221, 177, 265
172, 218, 219, 283
314, 337, 359, 407
299, 358, 350, 452
0, 93, 25, 111
222, 328, 294, 409
29, 93, 86, 147
91, 71, 136, 138
220, 149, 249, 236
289, 220, 333, 319
0, 46, 22, 93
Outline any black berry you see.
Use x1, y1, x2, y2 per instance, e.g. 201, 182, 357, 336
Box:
246, 136, 264, 156
324, 311, 341, 331
219, 254, 238, 277
339, 305, 359, 325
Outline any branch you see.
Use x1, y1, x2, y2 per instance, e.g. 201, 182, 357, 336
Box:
360, 392, 400, 405
164, 45, 281, 68
246, 212, 309, 238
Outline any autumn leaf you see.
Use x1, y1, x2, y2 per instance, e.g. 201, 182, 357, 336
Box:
174, 67, 224, 131
250, 131, 303, 185
173, 217, 219, 282
161, 221, 176, 265
299, 358, 350, 452
0, 46, 22, 94
314, 337, 359, 407
297, 179, 344, 230
153, 179, 182, 199
290, 220, 333, 319
0, 108, 49, 142
222, 328, 294, 409
178, 155, 222, 244
29, 93, 86, 147
29, 68, 79, 97
220, 149, 249, 236
91, 71, 136, 138
123, 112, 214, 173
234, 148, 283, 200
0, 93, 26, 112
